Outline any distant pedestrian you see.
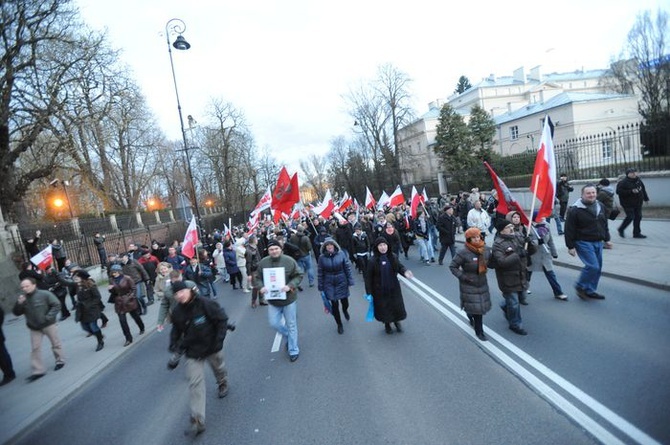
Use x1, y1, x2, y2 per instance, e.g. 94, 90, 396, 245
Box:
72, 270, 105, 352
0, 307, 16, 386
616, 168, 649, 239
13, 277, 66, 381
365, 237, 414, 334
565, 184, 609, 300
449, 228, 492, 341
317, 238, 355, 334
23, 230, 41, 259
93, 233, 107, 269
108, 264, 145, 346
168, 281, 231, 437
437, 204, 459, 264
597, 178, 616, 249
556, 173, 574, 222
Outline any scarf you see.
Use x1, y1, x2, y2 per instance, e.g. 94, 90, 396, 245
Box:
465, 239, 487, 275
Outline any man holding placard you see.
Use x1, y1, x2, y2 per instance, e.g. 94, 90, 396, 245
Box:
254, 239, 304, 362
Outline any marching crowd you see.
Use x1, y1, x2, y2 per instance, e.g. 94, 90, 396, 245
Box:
1, 169, 651, 436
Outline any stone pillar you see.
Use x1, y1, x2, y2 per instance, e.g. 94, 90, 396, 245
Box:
135, 212, 142, 227
168, 210, 175, 222
110, 214, 119, 232
154, 210, 161, 224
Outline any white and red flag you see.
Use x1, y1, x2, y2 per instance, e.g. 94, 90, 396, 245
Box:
377, 191, 390, 210
421, 187, 429, 204
364, 186, 376, 209
530, 116, 557, 222
410, 186, 422, 219
223, 224, 232, 240
484, 161, 530, 225
247, 212, 260, 231
314, 189, 335, 219
388, 185, 405, 208
337, 192, 353, 213
31, 245, 53, 270
251, 186, 272, 216
181, 216, 199, 259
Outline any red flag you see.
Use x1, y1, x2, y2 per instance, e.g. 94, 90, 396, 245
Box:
251, 186, 272, 216
365, 186, 376, 209
181, 216, 199, 259
388, 185, 405, 208
483, 161, 529, 225
314, 189, 335, 219
530, 116, 557, 221
272, 168, 300, 215
30, 245, 53, 270
410, 186, 421, 219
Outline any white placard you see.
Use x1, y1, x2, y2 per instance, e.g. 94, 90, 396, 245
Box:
263, 267, 287, 300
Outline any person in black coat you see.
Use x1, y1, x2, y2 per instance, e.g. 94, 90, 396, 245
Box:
616, 167, 649, 238
72, 270, 105, 351
334, 220, 354, 261
168, 281, 231, 437
365, 237, 414, 334
318, 238, 355, 334
0, 307, 16, 386
437, 205, 459, 265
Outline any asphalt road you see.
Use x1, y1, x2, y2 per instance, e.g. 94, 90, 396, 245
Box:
11, 258, 670, 445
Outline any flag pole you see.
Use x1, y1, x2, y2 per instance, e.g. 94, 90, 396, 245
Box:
527, 174, 541, 236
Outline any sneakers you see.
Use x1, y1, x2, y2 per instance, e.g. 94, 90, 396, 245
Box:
509, 326, 528, 336
289, 354, 299, 362
555, 294, 568, 301
218, 382, 229, 398
184, 417, 206, 436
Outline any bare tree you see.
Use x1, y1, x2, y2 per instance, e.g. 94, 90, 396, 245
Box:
299, 153, 328, 198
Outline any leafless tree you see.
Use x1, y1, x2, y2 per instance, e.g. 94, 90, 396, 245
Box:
299, 153, 328, 198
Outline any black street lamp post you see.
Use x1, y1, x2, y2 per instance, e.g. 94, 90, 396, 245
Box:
165, 18, 202, 232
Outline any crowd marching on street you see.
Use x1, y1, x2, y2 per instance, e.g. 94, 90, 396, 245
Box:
1, 159, 654, 437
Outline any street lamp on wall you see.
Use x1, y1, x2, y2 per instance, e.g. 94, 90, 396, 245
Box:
165, 18, 202, 232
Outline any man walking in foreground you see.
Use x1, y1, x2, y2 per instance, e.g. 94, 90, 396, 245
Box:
564, 184, 610, 300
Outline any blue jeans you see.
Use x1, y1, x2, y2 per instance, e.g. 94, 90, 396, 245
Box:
528, 268, 563, 296
415, 237, 433, 261
80, 321, 101, 334
429, 226, 439, 252
297, 255, 314, 286
267, 302, 299, 356
574, 240, 603, 294
500, 292, 522, 329
550, 216, 563, 234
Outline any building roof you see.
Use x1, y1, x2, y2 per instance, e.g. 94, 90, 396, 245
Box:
493, 92, 635, 125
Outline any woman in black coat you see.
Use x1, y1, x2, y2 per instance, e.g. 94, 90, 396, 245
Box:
72, 270, 105, 351
365, 237, 414, 334
449, 227, 492, 341
317, 238, 355, 334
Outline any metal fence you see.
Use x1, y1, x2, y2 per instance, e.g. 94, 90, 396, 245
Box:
447, 122, 670, 191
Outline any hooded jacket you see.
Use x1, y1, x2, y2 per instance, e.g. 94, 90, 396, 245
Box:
564, 198, 610, 249
317, 239, 354, 301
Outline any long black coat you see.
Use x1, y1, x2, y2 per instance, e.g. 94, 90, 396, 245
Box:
76, 280, 103, 323
365, 243, 408, 323
492, 233, 527, 293
317, 240, 354, 301
449, 247, 491, 315
437, 212, 458, 245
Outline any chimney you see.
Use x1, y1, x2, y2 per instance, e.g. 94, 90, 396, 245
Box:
529, 65, 542, 82
513, 66, 526, 83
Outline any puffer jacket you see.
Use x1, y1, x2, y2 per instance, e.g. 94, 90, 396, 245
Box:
170, 295, 229, 359
492, 233, 528, 293
449, 246, 491, 315
13, 289, 60, 330
317, 239, 354, 301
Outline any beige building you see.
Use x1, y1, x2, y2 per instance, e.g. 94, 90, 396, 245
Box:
397, 66, 642, 194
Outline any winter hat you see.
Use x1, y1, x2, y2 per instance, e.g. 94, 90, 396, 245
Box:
464, 227, 481, 241
110, 264, 123, 272
266, 239, 282, 250
171, 281, 189, 293
505, 211, 521, 222
73, 270, 91, 280
625, 167, 637, 175
496, 218, 514, 233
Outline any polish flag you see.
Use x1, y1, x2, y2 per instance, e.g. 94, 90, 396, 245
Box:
333, 212, 347, 224
365, 186, 376, 209
337, 192, 353, 213
421, 187, 429, 204
410, 186, 422, 219
377, 191, 390, 210
314, 189, 335, 219
30, 245, 53, 270
247, 212, 260, 230
251, 186, 272, 216
181, 216, 199, 259
223, 224, 231, 240
530, 116, 557, 221
483, 161, 530, 225
388, 185, 405, 208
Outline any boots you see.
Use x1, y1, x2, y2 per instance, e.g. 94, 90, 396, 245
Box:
95, 331, 104, 351
394, 321, 403, 333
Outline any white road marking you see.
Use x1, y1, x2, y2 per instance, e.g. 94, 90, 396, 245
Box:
401, 276, 661, 445
271, 332, 282, 353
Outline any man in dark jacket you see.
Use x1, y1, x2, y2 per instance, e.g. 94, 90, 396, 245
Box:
565, 184, 610, 300
616, 167, 649, 239
168, 281, 231, 437
556, 173, 574, 221
13, 277, 66, 380
437, 205, 459, 265
289, 225, 314, 287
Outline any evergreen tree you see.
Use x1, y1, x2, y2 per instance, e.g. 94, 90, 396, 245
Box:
433, 104, 473, 172
468, 105, 497, 160
454, 75, 472, 95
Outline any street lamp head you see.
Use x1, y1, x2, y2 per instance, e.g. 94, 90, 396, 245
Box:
173, 35, 191, 50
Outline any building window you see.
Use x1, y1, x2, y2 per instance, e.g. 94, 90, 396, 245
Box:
510, 126, 519, 140
602, 140, 612, 159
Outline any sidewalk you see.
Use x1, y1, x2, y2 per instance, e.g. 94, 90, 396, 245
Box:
0, 271, 163, 445
454, 218, 670, 291
1, 219, 669, 444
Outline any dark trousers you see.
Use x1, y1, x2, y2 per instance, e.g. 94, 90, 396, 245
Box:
230, 271, 243, 289
467, 313, 484, 335
619, 205, 643, 236
438, 242, 457, 263
331, 298, 350, 326
559, 200, 568, 220
355, 255, 368, 273
0, 340, 15, 379
55, 293, 71, 318
118, 310, 144, 341
527, 268, 563, 296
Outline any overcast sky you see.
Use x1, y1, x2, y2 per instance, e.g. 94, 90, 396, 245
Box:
75, 0, 668, 172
